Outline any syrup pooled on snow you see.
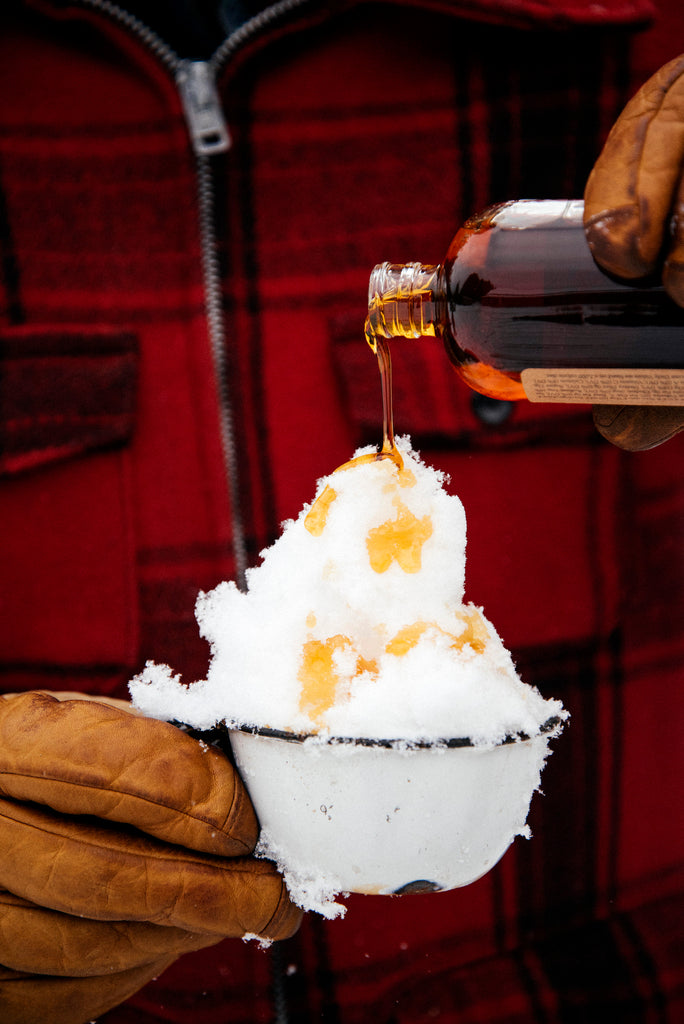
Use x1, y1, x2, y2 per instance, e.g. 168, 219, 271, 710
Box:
299, 330, 412, 723
297, 322, 491, 726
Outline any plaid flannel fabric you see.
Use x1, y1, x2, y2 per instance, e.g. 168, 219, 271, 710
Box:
1, 0, 682, 1020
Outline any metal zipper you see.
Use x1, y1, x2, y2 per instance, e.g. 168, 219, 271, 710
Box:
74, 0, 312, 589
67, 8, 313, 1019
176, 59, 232, 154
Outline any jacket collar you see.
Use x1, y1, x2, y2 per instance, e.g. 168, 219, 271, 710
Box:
23, 0, 656, 34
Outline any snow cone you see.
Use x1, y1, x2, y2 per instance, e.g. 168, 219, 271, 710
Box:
131, 438, 566, 918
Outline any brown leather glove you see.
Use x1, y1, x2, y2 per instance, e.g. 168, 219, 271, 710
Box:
0, 691, 301, 1024
584, 54, 684, 451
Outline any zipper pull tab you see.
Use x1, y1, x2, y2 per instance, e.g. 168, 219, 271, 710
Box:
176, 59, 231, 156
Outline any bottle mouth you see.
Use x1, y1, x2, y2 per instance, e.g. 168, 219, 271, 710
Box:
367, 262, 441, 342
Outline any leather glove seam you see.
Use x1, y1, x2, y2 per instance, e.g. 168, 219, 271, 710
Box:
0, 801, 255, 869
0, 771, 252, 856
259, 876, 301, 939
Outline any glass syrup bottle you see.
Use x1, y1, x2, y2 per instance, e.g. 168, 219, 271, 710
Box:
366, 200, 684, 406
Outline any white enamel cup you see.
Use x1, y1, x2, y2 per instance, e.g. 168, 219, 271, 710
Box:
228, 720, 559, 897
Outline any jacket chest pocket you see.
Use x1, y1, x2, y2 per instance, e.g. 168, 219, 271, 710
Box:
0, 325, 140, 675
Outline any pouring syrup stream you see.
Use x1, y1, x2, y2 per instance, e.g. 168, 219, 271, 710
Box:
304, 315, 403, 537
365, 316, 403, 470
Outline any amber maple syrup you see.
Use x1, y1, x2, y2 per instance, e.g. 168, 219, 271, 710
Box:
298, 329, 419, 723
296, 319, 496, 726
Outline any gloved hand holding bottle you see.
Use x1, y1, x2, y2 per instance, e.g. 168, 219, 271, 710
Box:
584, 52, 684, 450
367, 56, 684, 452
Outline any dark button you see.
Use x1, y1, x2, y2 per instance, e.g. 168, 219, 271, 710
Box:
471, 393, 515, 425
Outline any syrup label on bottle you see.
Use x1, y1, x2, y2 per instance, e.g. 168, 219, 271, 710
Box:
521, 368, 684, 405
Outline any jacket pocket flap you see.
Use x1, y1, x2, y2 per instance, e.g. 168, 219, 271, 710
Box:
0, 325, 138, 476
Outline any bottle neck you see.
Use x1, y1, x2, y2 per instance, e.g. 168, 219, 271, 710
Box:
366, 262, 442, 350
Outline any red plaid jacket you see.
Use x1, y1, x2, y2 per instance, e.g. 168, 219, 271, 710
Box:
1, 0, 683, 1021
